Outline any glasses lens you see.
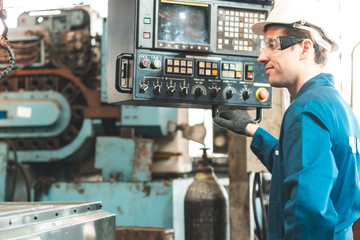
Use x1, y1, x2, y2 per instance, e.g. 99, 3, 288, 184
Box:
260, 37, 279, 55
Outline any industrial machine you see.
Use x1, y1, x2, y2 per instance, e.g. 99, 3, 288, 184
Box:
0, 0, 273, 239
105, 0, 272, 114
0, 5, 199, 239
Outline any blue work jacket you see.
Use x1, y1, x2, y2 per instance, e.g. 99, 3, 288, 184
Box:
251, 73, 360, 240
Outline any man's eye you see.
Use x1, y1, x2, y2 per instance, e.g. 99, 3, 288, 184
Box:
266, 41, 276, 49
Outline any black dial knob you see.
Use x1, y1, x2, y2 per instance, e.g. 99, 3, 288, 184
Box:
210, 88, 218, 97
167, 86, 176, 95
181, 87, 189, 96
154, 85, 162, 95
139, 84, 148, 93
226, 89, 233, 99
242, 90, 250, 100
195, 87, 204, 96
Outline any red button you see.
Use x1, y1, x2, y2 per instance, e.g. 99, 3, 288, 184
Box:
259, 89, 269, 100
143, 32, 150, 39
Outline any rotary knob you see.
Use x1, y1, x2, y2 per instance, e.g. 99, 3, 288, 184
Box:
139, 84, 148, 93
195, 87, 204, 96
242, 90, 250, 100
154, 85, 162, 95
225, 89, 233, 99
167, 86, 176, 95
181, 87, 189, 96
210, 87, 219, 97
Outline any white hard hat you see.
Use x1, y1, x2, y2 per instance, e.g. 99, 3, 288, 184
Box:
252, 0, 339, 52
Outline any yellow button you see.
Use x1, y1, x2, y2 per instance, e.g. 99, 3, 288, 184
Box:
212, 70, 218, 76
236, 71, 242, 78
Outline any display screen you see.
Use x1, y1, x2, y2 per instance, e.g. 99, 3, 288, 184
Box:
158, 2, 209, 44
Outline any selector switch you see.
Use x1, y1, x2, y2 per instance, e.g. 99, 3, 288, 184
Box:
181, 87, 189, 96
154, 85, 162, 95
167, 86, 176, 96
242, 90, 250, 100
225, 89, 233, 99
210, 87, 219, 97
139, 84, 148, 93
195, 87, 204, 96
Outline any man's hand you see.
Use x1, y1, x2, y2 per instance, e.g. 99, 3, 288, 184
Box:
213, 110, 256, 136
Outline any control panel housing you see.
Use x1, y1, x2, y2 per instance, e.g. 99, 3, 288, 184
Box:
105, 0, 272, 109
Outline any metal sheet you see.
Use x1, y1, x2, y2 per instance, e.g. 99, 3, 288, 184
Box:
0, 201, 115, 240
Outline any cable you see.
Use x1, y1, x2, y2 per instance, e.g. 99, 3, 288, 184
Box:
5, 139, 31, 201
252, 172, 268, 240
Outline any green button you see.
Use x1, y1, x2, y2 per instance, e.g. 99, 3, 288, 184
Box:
247, 64, 254, 71
144, 17, 151, 24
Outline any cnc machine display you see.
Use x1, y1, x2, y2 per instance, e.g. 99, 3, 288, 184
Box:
158, 2, 209, 44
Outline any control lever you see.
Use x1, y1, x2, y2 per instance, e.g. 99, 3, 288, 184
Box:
212, 105, 263, 123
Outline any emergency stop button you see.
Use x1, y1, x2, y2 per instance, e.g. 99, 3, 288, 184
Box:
256, 88, 269, 102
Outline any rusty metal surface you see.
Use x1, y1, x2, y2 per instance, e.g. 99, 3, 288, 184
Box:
116, 226, 174, 240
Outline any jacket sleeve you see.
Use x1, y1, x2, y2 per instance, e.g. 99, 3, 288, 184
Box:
283, 111, 338, 239
250, 127, 279, 173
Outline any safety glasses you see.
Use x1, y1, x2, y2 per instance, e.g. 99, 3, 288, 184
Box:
260, 36, 316, 56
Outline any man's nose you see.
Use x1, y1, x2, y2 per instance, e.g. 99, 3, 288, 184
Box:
257, 50, 269, 64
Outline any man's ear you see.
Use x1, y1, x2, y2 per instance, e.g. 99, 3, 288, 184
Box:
299, 39, 314, 61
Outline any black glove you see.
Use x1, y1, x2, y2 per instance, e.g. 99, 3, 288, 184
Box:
213, 110, 255, 136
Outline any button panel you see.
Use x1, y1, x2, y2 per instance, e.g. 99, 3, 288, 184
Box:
221, 62, 242, 79
217, 7, 266, 55
166, 58, 193, 75
197, 61, 218, 77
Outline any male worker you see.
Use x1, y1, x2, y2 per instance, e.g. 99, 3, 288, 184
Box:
213, 0, 360, 239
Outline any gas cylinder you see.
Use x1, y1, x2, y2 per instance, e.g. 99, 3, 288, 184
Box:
184, 148, 229, 240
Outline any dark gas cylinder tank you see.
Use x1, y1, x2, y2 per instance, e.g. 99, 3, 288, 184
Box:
184, 164, 229, 240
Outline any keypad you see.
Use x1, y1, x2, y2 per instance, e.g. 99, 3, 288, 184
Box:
217, 7, 266, 53
166, 59, 193, 75
198, 61, 218, 77
222, 62, 242, 79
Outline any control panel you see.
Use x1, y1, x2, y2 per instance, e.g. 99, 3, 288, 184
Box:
117, 50, 271, 109
106, 0, 272, 110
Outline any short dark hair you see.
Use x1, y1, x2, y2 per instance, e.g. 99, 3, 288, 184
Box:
264, 24, 328, 65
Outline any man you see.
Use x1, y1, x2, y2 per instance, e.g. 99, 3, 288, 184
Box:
213, 0, 360, 239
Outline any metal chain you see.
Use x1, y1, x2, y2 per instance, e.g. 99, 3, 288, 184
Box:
0, 0, 15, 78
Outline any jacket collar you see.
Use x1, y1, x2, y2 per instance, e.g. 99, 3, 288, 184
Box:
294, 73, 334, 100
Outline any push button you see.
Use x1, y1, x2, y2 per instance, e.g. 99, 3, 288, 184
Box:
143, 32, 151, 39
245, 63, 254, 81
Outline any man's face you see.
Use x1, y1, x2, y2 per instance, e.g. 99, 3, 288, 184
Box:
257, 25, 301, 89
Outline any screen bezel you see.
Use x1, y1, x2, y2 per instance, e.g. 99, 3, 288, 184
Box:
154, 0, 211, 52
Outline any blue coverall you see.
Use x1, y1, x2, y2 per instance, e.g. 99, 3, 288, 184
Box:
250, 73, 360, 239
